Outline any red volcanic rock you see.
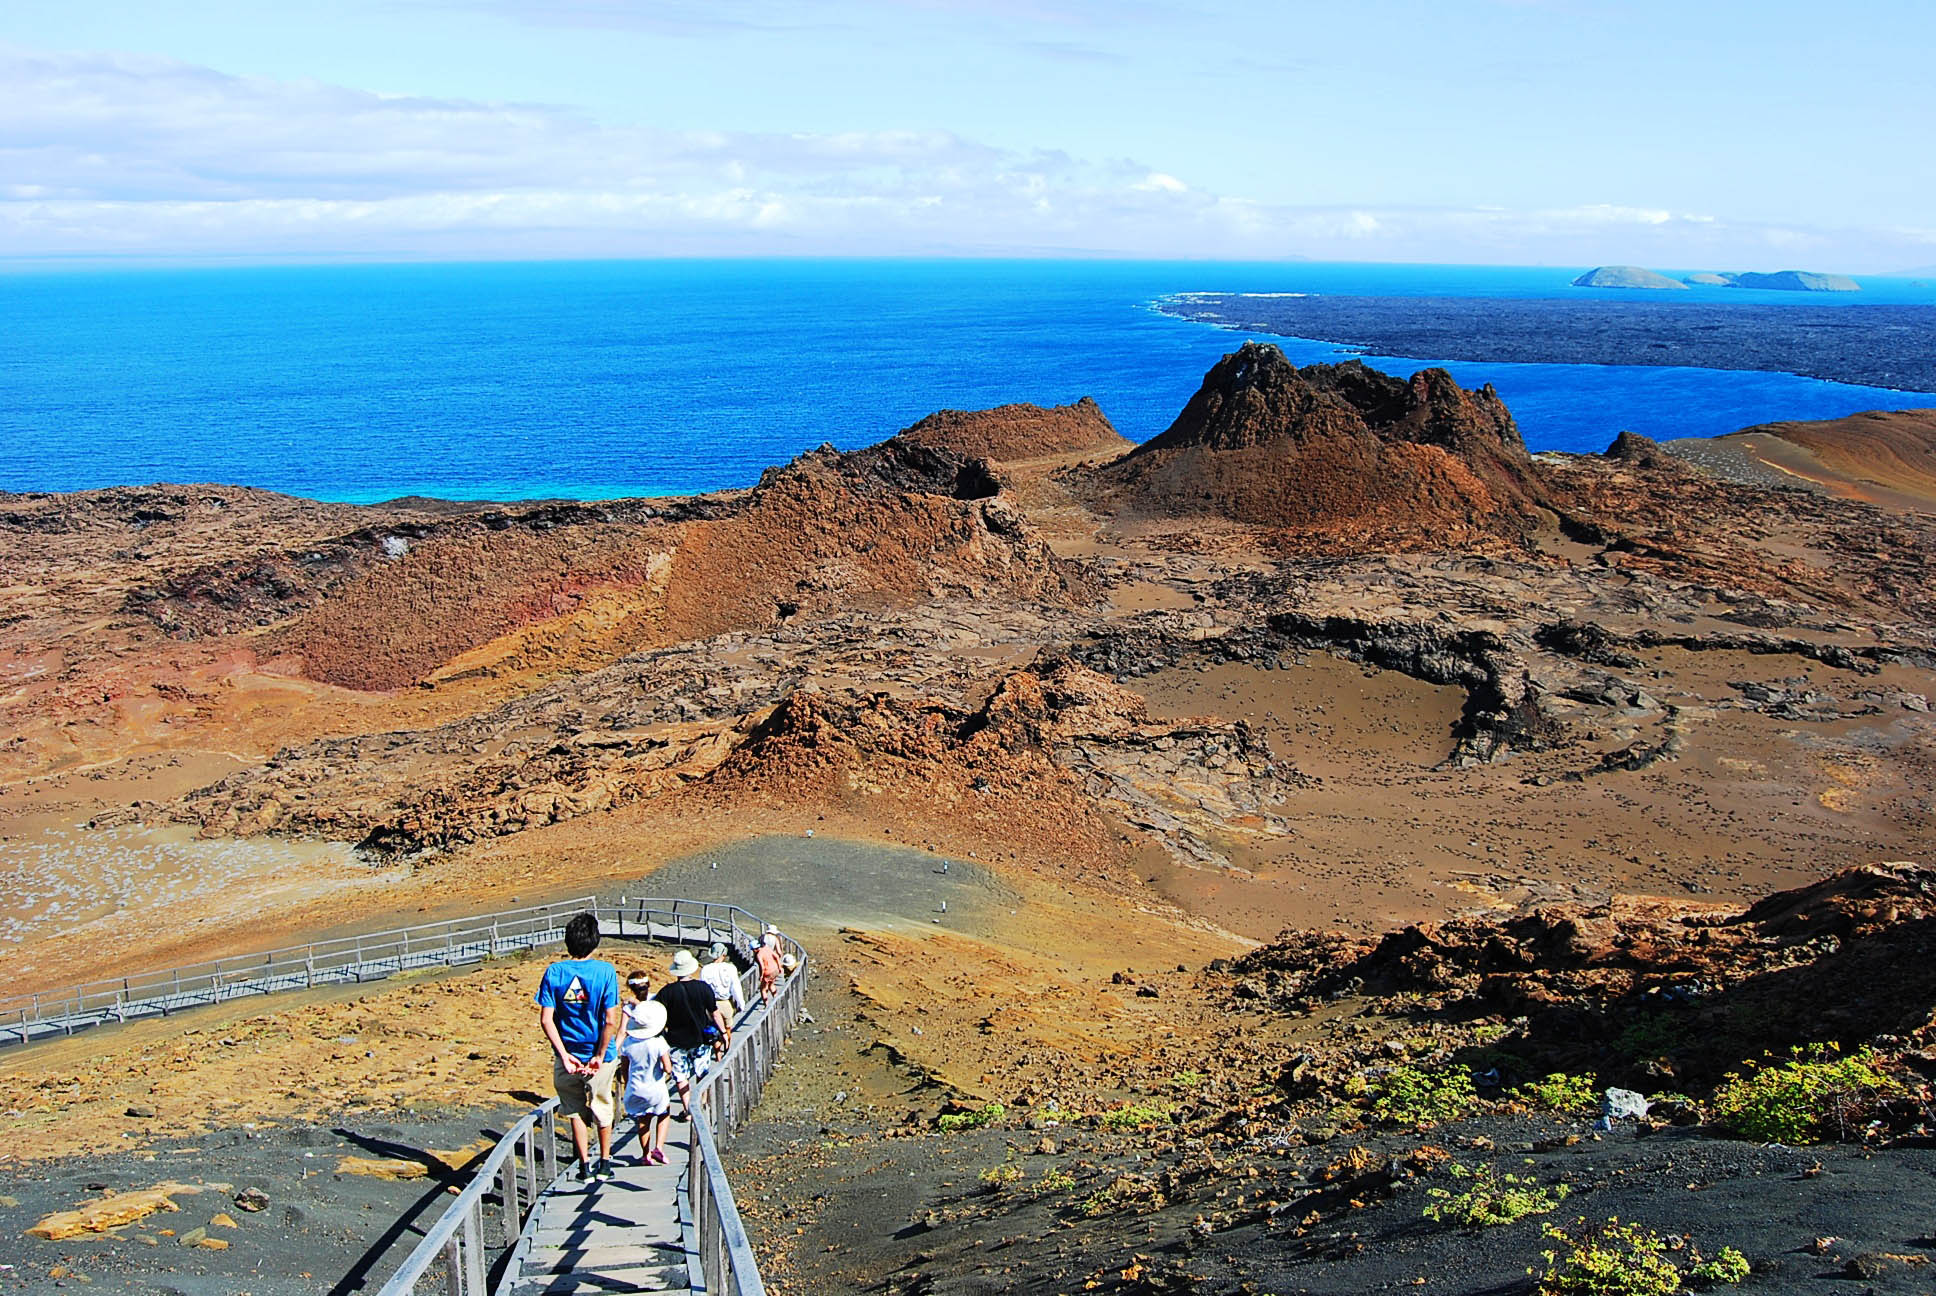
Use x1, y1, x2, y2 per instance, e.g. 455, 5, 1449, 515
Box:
896, 397, 1130, 462
1231, 861, 1936, 1088
1603, 429, 1680, 470
1091, 342, 1549, 550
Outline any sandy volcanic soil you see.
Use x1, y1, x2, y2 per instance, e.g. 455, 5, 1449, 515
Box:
2, 401, 1934, 992
0, 837, 1237, 1292
2, 383, 1936, 1291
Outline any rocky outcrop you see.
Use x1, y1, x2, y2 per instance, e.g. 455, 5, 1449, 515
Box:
1602, 429, 1677, 470
1572, 266, 1689, 290
896, 397, 1130, 462
1089, 344, 1550, 551
661, 440, 1095, 643
1228, 862, 1936, 1090
174, 655, 1289, 861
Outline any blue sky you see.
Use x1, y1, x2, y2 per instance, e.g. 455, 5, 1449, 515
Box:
2, 0, 1931, 267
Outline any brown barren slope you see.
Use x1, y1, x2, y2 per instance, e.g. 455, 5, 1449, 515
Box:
896, 396, 1131, 462
1726, 407, 1936, 512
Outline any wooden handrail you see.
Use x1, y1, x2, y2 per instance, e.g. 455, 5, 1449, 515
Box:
370, 896, 806, 1296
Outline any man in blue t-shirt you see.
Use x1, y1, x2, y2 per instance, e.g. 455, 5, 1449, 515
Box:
535, 912, 621, 1182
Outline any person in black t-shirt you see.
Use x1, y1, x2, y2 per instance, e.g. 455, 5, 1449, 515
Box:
654, 948, 730, 1111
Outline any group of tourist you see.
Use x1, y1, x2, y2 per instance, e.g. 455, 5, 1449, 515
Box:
533, 911, 796, 1182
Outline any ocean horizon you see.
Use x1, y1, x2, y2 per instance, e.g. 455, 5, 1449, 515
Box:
5, 257, 1935, 505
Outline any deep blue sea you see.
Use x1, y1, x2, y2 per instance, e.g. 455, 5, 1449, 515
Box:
4, 259, 1935, 504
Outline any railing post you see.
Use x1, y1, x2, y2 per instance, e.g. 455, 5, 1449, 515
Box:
463, 1198, 486, 1294
498, 1148, 520, 1242
441, 1231, 462, 1296
522, 1124, 538, 1218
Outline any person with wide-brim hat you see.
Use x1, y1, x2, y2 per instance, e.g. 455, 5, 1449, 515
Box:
619, 999, 675, 1165
654, 947, 730, 1113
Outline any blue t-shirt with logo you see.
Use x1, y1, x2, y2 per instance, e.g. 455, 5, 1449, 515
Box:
534, 958, 619, 1063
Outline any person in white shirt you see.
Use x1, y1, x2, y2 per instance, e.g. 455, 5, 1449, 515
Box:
699, 942, 746, 1025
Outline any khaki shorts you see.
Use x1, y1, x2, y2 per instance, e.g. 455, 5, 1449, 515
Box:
553, 1057, 618, 1129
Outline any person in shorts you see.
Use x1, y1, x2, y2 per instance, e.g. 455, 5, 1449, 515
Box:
654, 948, 728, 1112
535, 912, 621, 1182
700, 942, 746, 1021
620, 999, 674, 1166
755, 935, 784, 1005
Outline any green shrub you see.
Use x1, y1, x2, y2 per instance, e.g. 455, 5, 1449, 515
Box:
1515, 1072, 1598, 1115
1036, 1167, 1075, 1193
1099, 1101, 1174, 1129
937, 1102, 1005, 1132
979, 1150, 1022, 1190
1536, 1218, 1682, 1296
1370, 1065, 1477, 1126
1168, 1069, 1204, 1087
1422, 1162, 1570, 1227
1688, 1247, 1750, 1286
1711, 1043, 1897, 1143
1077, 1183, 1120, 1217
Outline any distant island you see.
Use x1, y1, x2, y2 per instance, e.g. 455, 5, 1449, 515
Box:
1698, 269, 1862, 293
1151, 292, 1936, 391
1573, 266, 1861, 293
1727, 269, 1861, 292
1572, 265, 1688, 290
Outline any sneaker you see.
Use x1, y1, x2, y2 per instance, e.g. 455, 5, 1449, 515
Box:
649, 1148, 667, 1166
575, 1160, 595, 1184
594, 1159, 617, 1182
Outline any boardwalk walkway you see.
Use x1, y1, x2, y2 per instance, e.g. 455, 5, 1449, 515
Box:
378, 896, 800, 1296
510, 1122, 695, 1294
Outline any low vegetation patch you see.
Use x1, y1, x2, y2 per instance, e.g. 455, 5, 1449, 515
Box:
978, 1150, 1022, 1190
1711, 1043, 1898, 1143
1036, 1167, 1075, 1193
937, 1102, 1005, 1133
1098, 1101, 1175, 1129
1369, 1064, 1477, 1126
1421, 1162, 1569, 1227
1514, 1072, 1598, 1115
1687, 1247, 1751, 1286
1536, 1218, 1683, 1296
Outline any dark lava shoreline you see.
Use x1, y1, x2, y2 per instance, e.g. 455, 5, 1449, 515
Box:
1156, 293, 1936, 394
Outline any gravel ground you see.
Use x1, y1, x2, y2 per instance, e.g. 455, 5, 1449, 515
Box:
0, 1109, 531, 1295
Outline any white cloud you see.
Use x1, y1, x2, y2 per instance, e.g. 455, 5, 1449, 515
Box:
0, 43, 1925, 269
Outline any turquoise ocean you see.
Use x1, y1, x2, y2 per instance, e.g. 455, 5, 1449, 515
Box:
3, 259, 1934, 504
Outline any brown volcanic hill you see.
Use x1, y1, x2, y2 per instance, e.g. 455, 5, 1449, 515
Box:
103, 437, 1089, 694
661, 439, 1095, 643
1089, 342, 1549, 548
1727, 408, 1936, 513
895, 397, 1130, 462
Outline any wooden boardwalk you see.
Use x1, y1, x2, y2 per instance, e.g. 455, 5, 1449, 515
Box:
508, 1123, 696, 1295
376, 898, 801, 1296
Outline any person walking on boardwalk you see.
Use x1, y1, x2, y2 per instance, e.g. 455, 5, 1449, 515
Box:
655, 949, 729, 1112
620, 999, 675, 1166
535, 912, 621, 1183
755, 933, 784, 1005
700, 942, 746, 1023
